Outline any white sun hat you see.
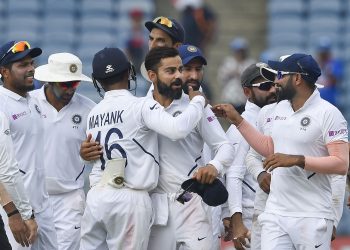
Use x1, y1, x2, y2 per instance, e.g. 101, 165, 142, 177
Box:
34, 52, 92, 82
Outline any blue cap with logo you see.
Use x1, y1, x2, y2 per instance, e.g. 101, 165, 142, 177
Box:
92, 47, 131, 79
178, 44, 207, 65
145, 16, 185, 43
268, 53, 321, 84
0, 40, 42, 66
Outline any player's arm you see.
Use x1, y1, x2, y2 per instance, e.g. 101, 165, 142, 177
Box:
142, 87, 205, 140
212, 104, 274, 157
194, 106, 235, 184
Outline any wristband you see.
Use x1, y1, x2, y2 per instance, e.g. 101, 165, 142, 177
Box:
7, 209, 19, 217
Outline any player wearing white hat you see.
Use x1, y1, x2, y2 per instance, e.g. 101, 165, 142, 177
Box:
31, 53, 95, 250
80, 47, 205, 250
0, 40, 58, 249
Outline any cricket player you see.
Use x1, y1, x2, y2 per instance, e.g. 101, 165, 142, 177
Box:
225, 63, 276, 250
31, 53, 96, 250
80, 47, 206, 250
212, 53, 349, 250
0, 110, 38, 248
0, 40, 58, 249
147, 45, 234, 250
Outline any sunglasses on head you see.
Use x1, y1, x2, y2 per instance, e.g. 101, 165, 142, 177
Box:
57, 81, 80, 90
0, 41, 31, 63
176, 182, 194, 204
153, 16, 173, 28
251, 81, 275, 91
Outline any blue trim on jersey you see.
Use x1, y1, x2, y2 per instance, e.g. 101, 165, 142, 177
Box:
307, 173, 316, 179
243, 180, 256, 193
75, 165, 85, 181
187, 164, 198, 176
132, 138, 159, 166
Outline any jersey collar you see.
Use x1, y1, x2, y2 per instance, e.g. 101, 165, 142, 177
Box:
0, 86, 27, 101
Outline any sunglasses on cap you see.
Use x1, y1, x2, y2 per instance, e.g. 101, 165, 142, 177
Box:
57, 81, 80, 90
176, 182, 194, 204
251, 81, 275, 91
0, 41, 31, 63
153, 16, 173, 28
276, 61, 309, 80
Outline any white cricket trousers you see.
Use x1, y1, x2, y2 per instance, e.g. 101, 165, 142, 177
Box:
80, 185, 153, 250
148, 194, 213, 250
49, 189, 85, 250
259, 212, 333, 250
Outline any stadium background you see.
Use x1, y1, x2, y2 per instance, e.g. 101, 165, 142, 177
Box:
0, 0, 350, 249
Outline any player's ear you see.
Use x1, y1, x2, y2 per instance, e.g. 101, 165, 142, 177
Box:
243, 86, 252, 98
148, 70, 157, 83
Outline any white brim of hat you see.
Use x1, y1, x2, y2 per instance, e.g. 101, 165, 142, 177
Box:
140, 61, 151, 82
34, 64, 92, 82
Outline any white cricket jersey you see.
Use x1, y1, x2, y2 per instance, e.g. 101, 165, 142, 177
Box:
266, 89, 348, 219
226, 100, 260, 216
87, 90, 205, 190
0, 111, 32, 220
154, 93, 234, 194
0, 86, 49, 213
31, 86, 95, 194
245, 103, 276, 212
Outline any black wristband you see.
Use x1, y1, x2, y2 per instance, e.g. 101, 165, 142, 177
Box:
7, 209, 19, 217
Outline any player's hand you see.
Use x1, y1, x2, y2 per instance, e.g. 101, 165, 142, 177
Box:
8, 213, 30, 247
263, 153, 305, 172
193, 164, 218, 184
231, 216, 251, 250
331, 226, 336, 241
222, 217, 233, 242
80, 133, 103, 161
257, 171, 271, 194
24, 218, 38, 245
211, 104, 243, 126
188, 86, 208, 106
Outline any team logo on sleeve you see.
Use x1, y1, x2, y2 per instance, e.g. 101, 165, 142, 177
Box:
72, 114, 82, 124
173, 111, 182, 117
34, 104, 41, 114
300, 116, 311, 127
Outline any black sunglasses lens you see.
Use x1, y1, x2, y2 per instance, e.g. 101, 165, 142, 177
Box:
259, 82, 274, 91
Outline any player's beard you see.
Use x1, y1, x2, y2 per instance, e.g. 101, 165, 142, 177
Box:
277, 76, 295, 102
182, 79, 201, 95
157, 78, 183, 100
251, 90, 277, 108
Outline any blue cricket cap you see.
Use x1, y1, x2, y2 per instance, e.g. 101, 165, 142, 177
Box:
181, 178, 228, 207
178, 44, 207, 65
0, 41, 42, 66
145, 16, 185, 43
268, 53, 321, 84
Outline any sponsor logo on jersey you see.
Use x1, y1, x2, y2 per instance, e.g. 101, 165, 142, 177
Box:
173, 111, 182, 117
150, 103, 157, 110
274, 116, 286, 120
300, 116, 311, 127
207, 115, 216, 122
105, 65, 115, 74
328, 128, 348, 137
72, 114, 82, 124
12, 111, 28, 120
266, 117, 272, 123
34, 104, 41, 114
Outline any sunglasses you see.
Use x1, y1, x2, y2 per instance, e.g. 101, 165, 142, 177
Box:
276, 61, 309, 80
153, 16, 173, 28
0, 41, 31, 63
251, 81, 275, 91
57, 81, 80, 90
176, 182, 194, 204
